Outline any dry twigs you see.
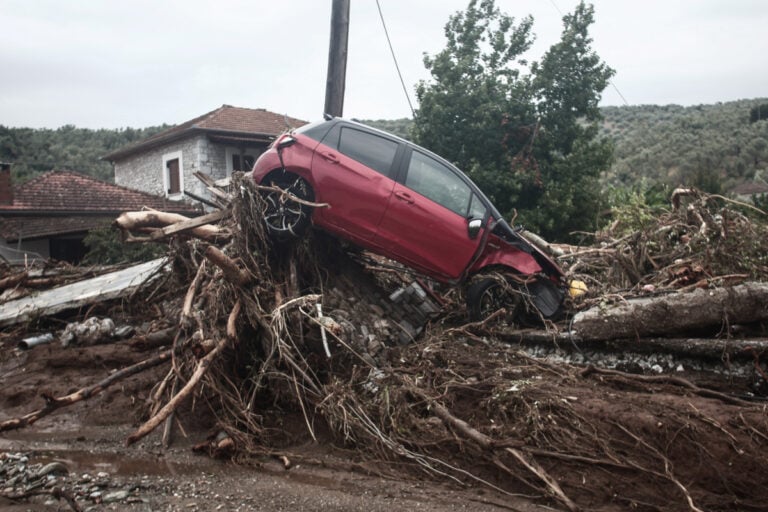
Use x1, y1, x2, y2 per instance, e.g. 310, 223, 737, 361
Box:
563, 188, 768, 298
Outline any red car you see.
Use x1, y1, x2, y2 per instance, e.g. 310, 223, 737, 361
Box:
251, 117, 566, 322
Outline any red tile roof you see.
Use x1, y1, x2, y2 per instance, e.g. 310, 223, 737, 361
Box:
104, 105, 308, 161
0, 170, 200, 213
0, 216, 111, 241
732, 181, 768, 195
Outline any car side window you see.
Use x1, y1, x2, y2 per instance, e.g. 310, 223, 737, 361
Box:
337, 127, 399, 177
405, 151, 473, 216
468, 192, 488, 220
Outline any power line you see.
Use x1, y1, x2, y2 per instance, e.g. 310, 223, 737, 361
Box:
375, 0, 416, 118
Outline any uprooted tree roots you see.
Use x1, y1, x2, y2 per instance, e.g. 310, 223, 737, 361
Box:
561, 188, 768, 298
4, 176, 768, 511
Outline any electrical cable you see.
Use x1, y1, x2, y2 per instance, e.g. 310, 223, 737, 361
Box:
375, 0, 416, 118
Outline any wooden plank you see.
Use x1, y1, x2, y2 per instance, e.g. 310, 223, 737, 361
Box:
149, 209, 229, 240
193, 171, 217, 188
206, 185, 231, 201
0, 258, 168, 327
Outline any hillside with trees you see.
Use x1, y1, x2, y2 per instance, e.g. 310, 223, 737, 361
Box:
3, 101, 767, 205
0, 124, 169, 184
601, 99, 768, 193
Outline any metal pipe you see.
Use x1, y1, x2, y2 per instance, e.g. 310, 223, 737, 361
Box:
18, 333, 54, 350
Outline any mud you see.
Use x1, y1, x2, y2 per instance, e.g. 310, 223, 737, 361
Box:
0, 338, 546, 512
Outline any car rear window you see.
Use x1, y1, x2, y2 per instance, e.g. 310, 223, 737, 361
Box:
295, 120, 334, 142
337, 127, 399, 177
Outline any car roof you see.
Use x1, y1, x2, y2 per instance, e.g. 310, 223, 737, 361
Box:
329, 118, 510, 224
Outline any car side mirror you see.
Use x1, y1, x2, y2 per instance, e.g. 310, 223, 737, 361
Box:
467, 218, 483, 239
277, 136, 296, 149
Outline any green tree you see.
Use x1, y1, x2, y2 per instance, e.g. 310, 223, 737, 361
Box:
413, 0, 535, 212
523, 3, 614, 237
413, 0, 614, 241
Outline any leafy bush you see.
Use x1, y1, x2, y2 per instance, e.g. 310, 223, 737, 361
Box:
602, 181, 670, 236
82, 224, 166, 265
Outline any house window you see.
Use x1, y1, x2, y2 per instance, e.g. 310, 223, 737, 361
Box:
232, 154, 255, 172
162, 151, 183, 199
226, 148, 261, 176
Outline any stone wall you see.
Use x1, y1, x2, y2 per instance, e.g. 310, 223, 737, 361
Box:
113, 135, 215, 201
113, 135, 268, 204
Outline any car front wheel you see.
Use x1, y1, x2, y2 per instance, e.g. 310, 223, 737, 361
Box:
467, 277, 523, 322
262, 172, 315, 238
467, 275, 563, 324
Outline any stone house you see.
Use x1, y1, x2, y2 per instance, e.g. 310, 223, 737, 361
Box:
103, 105, 307, 202
0, 168, 199, 264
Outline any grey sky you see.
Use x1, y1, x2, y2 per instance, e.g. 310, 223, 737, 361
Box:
1, 0, 766, 129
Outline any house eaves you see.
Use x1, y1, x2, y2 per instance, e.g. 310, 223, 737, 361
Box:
102, 127, 205, 162
102, 105, 306, 162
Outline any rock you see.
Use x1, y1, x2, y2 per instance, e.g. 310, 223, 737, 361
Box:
35, 461, 69, 478
103, 490, 130, 503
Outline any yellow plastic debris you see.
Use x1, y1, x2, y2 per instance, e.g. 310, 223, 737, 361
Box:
569, 279, 588, 298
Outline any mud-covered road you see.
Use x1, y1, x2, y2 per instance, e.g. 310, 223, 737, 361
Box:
0, 340, 548, 512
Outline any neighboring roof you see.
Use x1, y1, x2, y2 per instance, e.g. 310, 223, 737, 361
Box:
103, 105, 308, 161
0, 170, 199, 213
732, 181, 768, 195
0, 216, 112, 241
0, 170, 200, 241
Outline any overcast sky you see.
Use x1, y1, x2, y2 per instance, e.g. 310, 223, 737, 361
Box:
1, 0, 766, 129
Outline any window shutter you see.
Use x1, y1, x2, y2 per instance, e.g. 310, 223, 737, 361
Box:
167, 159, 180, 194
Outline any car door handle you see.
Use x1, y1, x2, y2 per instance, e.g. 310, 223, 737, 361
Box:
394, 191, 414, 204
319, 151, 339, 164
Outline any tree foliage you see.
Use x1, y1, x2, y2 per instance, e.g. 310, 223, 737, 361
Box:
0, 124, 170, 184
750, 103, 768, 123
413, 0, 614, 241
82, 224, 166, 265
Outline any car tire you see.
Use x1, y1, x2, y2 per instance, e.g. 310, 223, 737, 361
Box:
467, 276, 564, 324
261, 172, 315, 238
467, 277, 523, 323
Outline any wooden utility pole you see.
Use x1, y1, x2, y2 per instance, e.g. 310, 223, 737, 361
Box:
324, 0, 350, 118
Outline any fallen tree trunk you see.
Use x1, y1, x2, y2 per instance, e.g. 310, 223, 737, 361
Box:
115, 211, 227, 241
572, 282, 768, 342
498, 329, 768, 361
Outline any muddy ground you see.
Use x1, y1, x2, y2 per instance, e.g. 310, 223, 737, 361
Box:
0, 338, 552, 511
2, 327, 768, 512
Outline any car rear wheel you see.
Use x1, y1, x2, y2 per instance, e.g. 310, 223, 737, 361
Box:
262, 172, 314, 238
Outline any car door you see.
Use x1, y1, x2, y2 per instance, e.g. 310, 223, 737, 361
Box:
374, 149, 488, 281
311, 124, 402, 241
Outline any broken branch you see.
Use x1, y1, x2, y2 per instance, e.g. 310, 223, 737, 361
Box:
0, 350, 173, 432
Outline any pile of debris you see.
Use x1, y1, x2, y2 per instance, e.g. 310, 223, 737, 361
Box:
2, 177, 768, 512
561, 187, 768, 296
